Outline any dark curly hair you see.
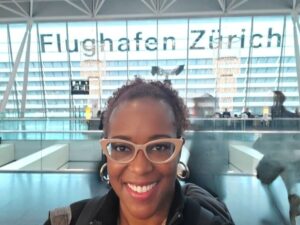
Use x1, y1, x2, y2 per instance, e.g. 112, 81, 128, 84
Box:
103, 78, 189, 137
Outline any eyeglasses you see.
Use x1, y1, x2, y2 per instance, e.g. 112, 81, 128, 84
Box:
100, 138, 184, 164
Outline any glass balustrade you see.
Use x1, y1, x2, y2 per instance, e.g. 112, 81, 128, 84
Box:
0, 120, 299, 176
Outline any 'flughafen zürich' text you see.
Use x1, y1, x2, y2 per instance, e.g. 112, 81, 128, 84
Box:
40, 28, 282, 57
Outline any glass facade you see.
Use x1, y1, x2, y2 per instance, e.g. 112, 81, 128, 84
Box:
1, 9, 300, 225
0, 16, 299, 118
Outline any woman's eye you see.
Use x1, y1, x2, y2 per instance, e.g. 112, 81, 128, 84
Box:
152, 144, 170, 152
112, 144, 130, 152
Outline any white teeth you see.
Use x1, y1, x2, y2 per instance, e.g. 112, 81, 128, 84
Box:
128, 183, 156, 193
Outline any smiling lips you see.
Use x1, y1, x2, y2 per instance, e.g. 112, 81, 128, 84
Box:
127, 182, 157, 193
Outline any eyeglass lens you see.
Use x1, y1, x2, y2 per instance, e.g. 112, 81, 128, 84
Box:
106, 141, 176, 163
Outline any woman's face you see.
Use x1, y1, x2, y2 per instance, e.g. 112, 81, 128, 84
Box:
106, 97, 180, 221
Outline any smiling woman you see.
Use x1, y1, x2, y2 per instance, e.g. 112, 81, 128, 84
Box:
44, 78, 235, 225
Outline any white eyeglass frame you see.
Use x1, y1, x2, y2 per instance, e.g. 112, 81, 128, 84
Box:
100, 138, 184, 164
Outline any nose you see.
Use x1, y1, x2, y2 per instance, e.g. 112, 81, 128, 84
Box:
128, 149, 153, 175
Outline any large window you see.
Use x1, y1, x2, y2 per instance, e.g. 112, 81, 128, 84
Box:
0, 16, 299, 117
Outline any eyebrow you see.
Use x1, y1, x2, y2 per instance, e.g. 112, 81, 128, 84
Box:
110, 134, 174, 141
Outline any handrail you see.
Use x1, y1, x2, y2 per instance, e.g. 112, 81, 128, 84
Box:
0, 130, 299, 134
189, 117, 300, 121
0, 130, 103, 133
0, 118, 96, 121
1, 117, 300, 122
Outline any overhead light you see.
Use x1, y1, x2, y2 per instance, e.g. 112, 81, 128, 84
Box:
151, 65, 184, 76
173, 65, 184, 75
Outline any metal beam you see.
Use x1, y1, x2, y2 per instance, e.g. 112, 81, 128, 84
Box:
150, 0, 157, 10
227, 0, 237, 10
93, 0, 100, 15
218, 0, 226, 12
80, 0, 92, 15
36, 23, 47, 118
94, 0, 106, 16
30, 0, 33, 17
0, 3, 28, 17
141, 0, 157, 14
63, 0, 90, 16
93, 0, 102, 16
161, 0, 177, 13
20, 22, 32, 118
244, 16, 254, 108
0, 23, 31, 112
7, 24, 20, 117
293, 0, 297, 9
92, 0, 97, 15
12, 0, 29, 16
160, 0, 168, 10
66, 22, 73, 119
1, 0, 300, 22
291, 11, 300, 104
228, 0, 248, 11
277, 16, 286, 90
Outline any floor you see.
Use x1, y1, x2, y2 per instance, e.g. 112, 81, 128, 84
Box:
0, 172, 299, 225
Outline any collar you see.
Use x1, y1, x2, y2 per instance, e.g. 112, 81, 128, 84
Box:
95, 188, 119, 225
166, 180, 185, 225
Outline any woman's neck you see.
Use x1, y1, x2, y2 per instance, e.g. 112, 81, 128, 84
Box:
119, 206, 168, 225
119, 216, 167, 225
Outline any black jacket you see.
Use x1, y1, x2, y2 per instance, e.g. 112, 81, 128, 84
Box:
44, 181, 234, 225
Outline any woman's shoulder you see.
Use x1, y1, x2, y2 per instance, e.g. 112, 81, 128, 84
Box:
44, 198, 91, 225
182, 183, 235, 225
44, 195, 108, 225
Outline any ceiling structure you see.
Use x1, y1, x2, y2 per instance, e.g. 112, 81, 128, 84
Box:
0, 0, 299, 22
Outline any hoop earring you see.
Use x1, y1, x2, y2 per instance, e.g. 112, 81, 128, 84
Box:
99, 163, 110, 184
177, 161, 190, 180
